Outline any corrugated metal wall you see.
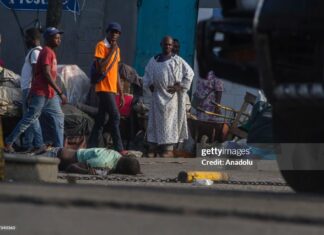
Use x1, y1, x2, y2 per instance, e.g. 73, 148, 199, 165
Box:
134, 0, 198, 75
0, 0, 138, 74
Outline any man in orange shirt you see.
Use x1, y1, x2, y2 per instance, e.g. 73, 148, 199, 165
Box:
88, 22, 126, 153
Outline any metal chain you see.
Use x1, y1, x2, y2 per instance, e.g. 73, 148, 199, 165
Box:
58, 174, 287, 186
218, 180, 287, 186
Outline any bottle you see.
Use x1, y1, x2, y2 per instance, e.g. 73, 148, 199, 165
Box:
193, 179, 214, 186
178, 171, 229, 183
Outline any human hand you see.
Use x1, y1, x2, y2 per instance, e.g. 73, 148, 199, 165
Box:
149, 85, 155, 92
119, 94, 125, 108
110, 40, 118, 49
60, 94, 68, 105
167, 86, 176, 94
167, 82, 182, 94
88, 168, 97, 175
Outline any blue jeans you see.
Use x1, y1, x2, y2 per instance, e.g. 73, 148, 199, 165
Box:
6, 94, 64, 147
21, 88, 43, 148
88, 92, 124, 151
39, 95, 64, 147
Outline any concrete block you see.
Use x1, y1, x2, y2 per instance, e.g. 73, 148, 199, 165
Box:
4, 154, 59, 183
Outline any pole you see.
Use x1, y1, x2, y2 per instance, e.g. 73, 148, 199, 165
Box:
46, 0, 62, 28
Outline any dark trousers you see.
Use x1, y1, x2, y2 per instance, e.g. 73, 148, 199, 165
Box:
88, 92, 124, 151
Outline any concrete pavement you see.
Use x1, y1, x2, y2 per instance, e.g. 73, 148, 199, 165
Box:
1, 157, 324, 234
0, 182, 323, 235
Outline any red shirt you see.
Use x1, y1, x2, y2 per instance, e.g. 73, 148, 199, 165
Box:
31, 46, 57, 98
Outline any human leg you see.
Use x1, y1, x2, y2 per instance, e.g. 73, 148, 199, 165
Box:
21, 88, 33, 148
160, 144, 174, 158
56, 148, 78, 170
146, 142, 158, 158
105, 92, 124, 152
88, 92, 108, 147
5, 95, 45, 149
21, 89, 43, 149
42, 95, 64, 147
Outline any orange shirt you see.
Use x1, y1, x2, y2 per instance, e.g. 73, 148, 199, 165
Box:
94, 39, 121, 93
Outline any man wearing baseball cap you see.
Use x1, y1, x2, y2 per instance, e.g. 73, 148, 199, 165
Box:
88, 22, 126, 154
43, 27, 64, 40
4, 27, 67, 153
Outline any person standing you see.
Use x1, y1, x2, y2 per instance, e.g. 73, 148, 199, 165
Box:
88, 22, 126, 153
172, 38, 180, 55
20, 28, 43, 152
143, 36, 194, 158
4, 27, 67, 153
191, 70, 224, 121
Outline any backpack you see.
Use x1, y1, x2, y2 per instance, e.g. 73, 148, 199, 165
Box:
90, 47, 119, 84
28, 47, 42, 64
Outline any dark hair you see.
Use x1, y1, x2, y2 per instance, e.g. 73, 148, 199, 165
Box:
115, 156, 141, 175
25, 28, 41, 41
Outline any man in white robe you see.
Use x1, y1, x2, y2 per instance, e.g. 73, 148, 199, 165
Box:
143, 36, 194, 157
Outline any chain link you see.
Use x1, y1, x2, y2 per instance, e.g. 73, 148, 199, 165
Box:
58, 174, 287, 186
219, 180, 287, 186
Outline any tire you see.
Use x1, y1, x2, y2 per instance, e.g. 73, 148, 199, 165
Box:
280, 170, 324, 193
277, 144, 324, 193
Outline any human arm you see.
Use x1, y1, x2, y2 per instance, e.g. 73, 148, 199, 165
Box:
31, 64, 36, 82
42, 65, 67, 104
65, 163, 93, 174
167, 58, 194, 94
30, 49, 40, 83
117, 71, 125, 107
167, 82, 182, 94
179, 58, 194, 91
143, 58, 154, 92
95, 41, 118, 72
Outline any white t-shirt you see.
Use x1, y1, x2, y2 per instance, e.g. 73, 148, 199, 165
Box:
20, 46, 42, 90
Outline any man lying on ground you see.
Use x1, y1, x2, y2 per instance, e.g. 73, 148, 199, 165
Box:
44, 147, 141, 175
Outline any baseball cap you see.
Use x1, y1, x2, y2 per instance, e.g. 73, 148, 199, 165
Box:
43, 27, 64, 39
106, 22, 122, 33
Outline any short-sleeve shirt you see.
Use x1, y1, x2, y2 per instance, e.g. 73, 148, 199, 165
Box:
94, 38, 121, 93
30, 46, 57, 98
21, 46, 42, 90
76, 148, 122, 169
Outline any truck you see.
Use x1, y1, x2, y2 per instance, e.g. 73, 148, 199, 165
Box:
197, 0, 324, 193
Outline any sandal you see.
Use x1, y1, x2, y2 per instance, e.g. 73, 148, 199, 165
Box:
119, 150, 129, 156
160, 150, 174, 158
146, 151, 156, 158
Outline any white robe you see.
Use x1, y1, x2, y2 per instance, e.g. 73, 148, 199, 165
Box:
143, 55, 194, 145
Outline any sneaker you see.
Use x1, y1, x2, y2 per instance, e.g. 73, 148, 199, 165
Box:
3, 144, 15, 153
20, 147, 36, 154
32, 145, 48, 155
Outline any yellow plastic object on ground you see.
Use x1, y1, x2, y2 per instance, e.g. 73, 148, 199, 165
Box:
178, 171, 229, 183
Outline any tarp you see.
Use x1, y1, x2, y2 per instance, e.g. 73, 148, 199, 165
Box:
57, 65, 91, 105
62, 104, 94, 137
0, 68, 22, 117
0, 86, 21, 117
0, 67, 21, 88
